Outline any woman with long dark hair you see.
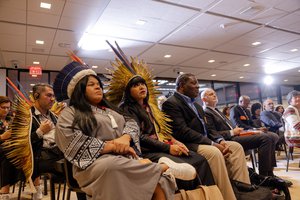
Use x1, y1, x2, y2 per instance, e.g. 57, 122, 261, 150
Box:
118, 76, 215, 190
54, 62, 196, 200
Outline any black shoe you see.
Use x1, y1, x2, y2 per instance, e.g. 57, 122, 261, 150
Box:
273, 175, 293, 187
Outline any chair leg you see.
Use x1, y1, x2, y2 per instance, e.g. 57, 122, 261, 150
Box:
17, 181, 23, 200
250, 153, 256, 171
62, 182, 66, 200
44, 175, 48, 195
57, 183, 61, 200
286, 148, 290, 172
252, 149, 258, 168
66, 189, 71, 200
50, 177, 56, 200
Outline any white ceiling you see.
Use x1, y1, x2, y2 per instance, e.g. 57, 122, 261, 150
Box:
0, 0, 300, 84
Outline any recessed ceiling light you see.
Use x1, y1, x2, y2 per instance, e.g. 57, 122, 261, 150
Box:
284, 79, 288, 82
36, 40, 44, 45
211, 74, 216, 77
239, 76, 244, 79
263, 75, 273, 85
40, 2, 51, 9
164, 55, 171, 58
290, 48, 298, 52
30, 83, 35, 86
243, 63, 250, 67
208, 60, 215, 63
92, 65, 98, 69
136, 20, 147, 25
33, 61, 40, 65
31, 74, 38, 77
252, 41, 261, 46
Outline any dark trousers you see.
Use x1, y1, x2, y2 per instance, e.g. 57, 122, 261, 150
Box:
0, 149, 20, 188
232, 132, 279, 175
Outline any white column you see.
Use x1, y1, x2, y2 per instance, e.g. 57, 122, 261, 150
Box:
0, 69, 6, 95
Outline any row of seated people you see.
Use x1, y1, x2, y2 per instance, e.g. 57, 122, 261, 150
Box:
1, 63, 298, 200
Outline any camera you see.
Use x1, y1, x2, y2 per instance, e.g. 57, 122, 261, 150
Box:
13, 63, 18, 69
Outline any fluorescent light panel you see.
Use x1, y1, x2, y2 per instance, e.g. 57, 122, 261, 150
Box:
36, 40, 44, 45
33, 61, 40, 64
40, 2, 51, 9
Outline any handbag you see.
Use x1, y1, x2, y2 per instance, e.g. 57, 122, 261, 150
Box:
174, 185, 224, 200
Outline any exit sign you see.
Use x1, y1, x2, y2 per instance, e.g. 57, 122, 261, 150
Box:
29, 66, 42, 76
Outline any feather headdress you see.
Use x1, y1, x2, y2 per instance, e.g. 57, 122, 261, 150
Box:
3, 78, 35, 192
105, 41, 172, 140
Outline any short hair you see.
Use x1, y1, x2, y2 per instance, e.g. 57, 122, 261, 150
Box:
0, 96, 11, 105
239, 95, 250, 103
32, 83, 53, 99
200, 88, 211, 99
286, 90, 300, 104
175, 73, 195, 90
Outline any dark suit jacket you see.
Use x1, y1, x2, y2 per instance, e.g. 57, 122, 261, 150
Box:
230, 105, 259, 129
204, 107, 234, 141
260, 110, 283, 132
162, 92, 214, 152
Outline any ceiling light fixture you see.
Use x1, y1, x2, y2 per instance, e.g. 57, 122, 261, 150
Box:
92, 65, 98, 69
40, 2, 51, 9
252, 41, 261, 46
136, 20, 147, 25
284, 79, 288, 82
290, 48, 298, 52
33, 61, 40, 65
239, 76, 244, 79
211, 74, 216, 77
30, 83, 35, 86
243, 64, 250, 67
36, 40, 44, 45
263, 75, 273, 85
208, 60, 215, 63
164, 55, 172, 58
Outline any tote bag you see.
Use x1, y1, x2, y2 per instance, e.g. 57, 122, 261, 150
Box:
174, 185, 224, 200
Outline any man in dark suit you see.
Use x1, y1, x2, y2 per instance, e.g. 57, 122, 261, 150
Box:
202, 88, 277, 176
162, 73, 249, 200
261, 99, 283, 133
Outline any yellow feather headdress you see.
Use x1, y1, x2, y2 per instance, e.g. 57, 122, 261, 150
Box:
105, 41, 172, 141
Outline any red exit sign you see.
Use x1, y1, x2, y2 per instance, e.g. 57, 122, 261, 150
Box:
29, 66, 42, 76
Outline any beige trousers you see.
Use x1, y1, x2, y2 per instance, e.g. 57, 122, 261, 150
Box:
197, 141, 250, 200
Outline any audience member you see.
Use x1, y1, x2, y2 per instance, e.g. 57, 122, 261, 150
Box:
201, 89, 278, 176
250, 102, 265, 128
53, 61, 195, 200
30, 83, 64, 200
275, 105, 285, 115
282, 90, 300, 148
118, 75, 214, 189
0, 96, 18, 200
222, 106, 231, 119
163, 73, 245, 200
261, 99, 285, 147
230, 96, 279, 176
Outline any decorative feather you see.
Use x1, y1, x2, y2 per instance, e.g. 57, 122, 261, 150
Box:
106, 47, 172, 140
67, 51, 85, 66
106, 40, 136, 75
6, 77, 32, 106
50, 101, 66, 116
2, 95, 35, 192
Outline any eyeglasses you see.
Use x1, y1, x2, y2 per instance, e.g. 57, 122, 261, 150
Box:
0, 106, 10, 110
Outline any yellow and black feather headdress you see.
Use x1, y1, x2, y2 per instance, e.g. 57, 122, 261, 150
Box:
105, 41, 172, 141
